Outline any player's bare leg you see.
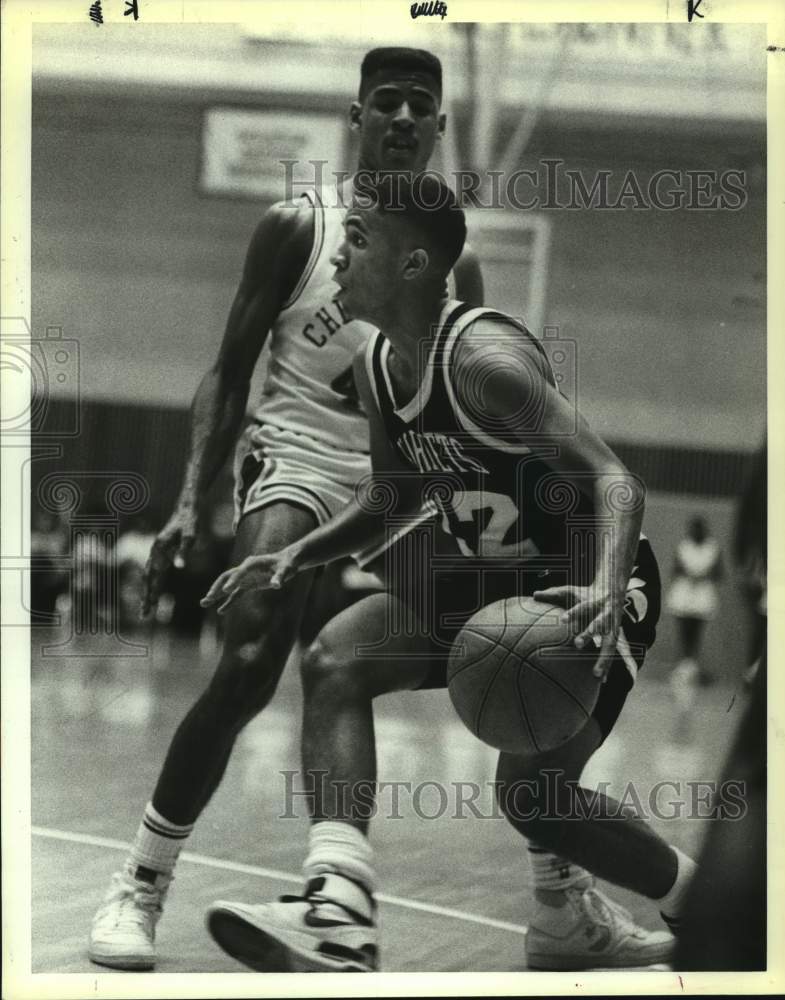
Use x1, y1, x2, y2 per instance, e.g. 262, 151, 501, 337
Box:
207, 592, 433, 972
89, 502, 319, 970
496, 711, 697, 970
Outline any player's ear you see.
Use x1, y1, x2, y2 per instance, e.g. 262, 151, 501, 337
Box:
437, 112, 446, 137
349, 101, 363, 132
403, 248, 429, 280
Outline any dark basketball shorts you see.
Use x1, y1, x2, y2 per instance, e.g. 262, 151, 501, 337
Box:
390, 535, 661, 744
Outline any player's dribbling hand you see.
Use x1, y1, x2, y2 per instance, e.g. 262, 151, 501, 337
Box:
142, 504, 199, 618
200, 547, 300, 614
532, 584, 622, 682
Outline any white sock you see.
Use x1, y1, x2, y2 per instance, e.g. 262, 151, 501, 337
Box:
127, 802, 193, 883
304, 821, 375, 888
528, 844, 593, 898
656, 846, 697, 918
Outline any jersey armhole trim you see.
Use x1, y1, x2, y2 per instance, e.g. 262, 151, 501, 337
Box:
365, 333, 385, 415
280, 190, 324, 312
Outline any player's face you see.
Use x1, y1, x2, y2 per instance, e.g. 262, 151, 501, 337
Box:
330, 208, 401, 324
352, 80, 445, 172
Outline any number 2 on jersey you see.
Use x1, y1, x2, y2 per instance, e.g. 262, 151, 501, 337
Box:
441, 490, 521, 557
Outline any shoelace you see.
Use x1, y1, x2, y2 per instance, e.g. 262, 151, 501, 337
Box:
93, 876, 162, 932
579, 888, 636, 935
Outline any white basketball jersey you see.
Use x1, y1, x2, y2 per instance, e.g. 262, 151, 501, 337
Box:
252, 188, 376, 454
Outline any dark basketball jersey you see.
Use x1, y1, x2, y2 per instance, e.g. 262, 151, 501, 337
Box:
364, 299, 601, 584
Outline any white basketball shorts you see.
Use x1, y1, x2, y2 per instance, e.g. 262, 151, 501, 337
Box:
233, 422, 370, 530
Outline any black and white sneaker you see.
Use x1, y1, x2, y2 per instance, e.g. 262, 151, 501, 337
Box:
206, 874, 379, 973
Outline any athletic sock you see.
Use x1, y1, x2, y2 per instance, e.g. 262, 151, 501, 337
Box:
303, 821, 375, 921
656, 846, 698, 926
126, 802, 193, 885
528, 844, 593, 905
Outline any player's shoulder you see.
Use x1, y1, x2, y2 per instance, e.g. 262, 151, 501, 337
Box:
453, 310, 540, 370
261, 197, 315, 243
450, 309, 552, 416
242, 197, 315, 285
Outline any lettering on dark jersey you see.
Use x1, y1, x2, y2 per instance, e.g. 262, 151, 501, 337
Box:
396, 429, 490, 475
302, 299, 351, 347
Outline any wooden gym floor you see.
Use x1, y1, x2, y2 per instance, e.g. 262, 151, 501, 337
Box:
29, 624, 747, 976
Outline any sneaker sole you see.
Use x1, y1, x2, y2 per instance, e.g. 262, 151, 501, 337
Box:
527, 949, 675, 971
206, 907, 369, 973
88, 950, 155, 971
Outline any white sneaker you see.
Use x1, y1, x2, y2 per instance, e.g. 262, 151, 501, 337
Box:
206, 875, 379, 972
526, 885, 675, 970
88, 865, 170, 970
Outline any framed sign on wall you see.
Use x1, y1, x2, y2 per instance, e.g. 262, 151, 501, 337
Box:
199, 107, 345, 201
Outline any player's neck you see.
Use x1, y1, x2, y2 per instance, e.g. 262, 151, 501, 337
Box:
383, 293, 444, 375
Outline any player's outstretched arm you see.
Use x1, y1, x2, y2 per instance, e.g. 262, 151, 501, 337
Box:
201, 549, 300, 613
453, 320, 645, 680
201, 346, 427, 614
142, 201, 311, 616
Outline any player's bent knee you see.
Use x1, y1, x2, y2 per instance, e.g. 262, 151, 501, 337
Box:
300, 636, 369, 698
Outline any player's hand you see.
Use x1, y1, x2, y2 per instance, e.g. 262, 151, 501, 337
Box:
532, 585, 623, 682
141, 504, 199, 618
200, 546, 301, 615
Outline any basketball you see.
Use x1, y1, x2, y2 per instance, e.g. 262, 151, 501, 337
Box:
447, 597, 602, 756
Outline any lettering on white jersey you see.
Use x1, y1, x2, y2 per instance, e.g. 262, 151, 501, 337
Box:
301, 298, 352, 348
252, 187, 375, 454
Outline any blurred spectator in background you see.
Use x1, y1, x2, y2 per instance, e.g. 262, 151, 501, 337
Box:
116, 514, 157, 572
30, 507, 69, 622
675, 441, 766, 971
666, 516, 723, 688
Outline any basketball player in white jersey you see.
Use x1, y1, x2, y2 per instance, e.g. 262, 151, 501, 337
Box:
87, 49, 483, 971
202, 176, 699, 973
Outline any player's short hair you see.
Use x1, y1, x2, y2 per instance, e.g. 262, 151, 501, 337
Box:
359, 47, 442, 102
356, 172, 466, 273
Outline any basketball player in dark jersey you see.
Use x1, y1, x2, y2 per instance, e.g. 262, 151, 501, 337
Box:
201, 175, 698, 973
87, 50, 484, 971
